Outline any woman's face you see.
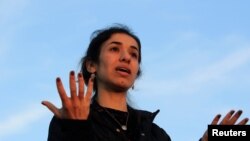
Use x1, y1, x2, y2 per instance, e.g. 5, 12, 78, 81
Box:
95, 33, 140, 92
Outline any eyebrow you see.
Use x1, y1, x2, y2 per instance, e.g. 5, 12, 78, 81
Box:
109, 41, 139, 51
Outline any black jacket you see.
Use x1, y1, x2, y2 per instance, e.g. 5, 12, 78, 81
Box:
47, 101, 171, 141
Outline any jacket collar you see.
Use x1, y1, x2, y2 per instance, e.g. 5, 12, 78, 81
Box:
90, 99, 160, 123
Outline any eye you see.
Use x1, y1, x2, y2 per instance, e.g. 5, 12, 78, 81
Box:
110, 47, 119, 52
131, 52, 139, 59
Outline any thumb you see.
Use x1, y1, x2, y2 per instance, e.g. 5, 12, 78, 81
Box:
41, 101, 61, 118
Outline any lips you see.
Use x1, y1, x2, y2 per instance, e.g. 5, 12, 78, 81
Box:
115, 66, 131, 74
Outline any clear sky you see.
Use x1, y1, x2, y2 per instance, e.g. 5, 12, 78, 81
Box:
1, 0, 250, 141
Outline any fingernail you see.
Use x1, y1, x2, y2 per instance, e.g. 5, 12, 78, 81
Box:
237, 110, 243, 115
78, 73, 82, 78
56, 77, 61, 82
70, 71, 75, 76
230, 110, 235, 115
217, 114, 221, 119
41, 101, 45, 105
245, 118, 249, 123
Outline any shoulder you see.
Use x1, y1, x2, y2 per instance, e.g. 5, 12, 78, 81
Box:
129, 107, 171, 141
151, 123, 171, 141
128, 106, 160, 121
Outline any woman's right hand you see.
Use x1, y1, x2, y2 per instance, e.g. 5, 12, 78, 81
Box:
42, 71, 94, 120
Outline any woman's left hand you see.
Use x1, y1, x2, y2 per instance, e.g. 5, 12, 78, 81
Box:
201, 110, 249, 141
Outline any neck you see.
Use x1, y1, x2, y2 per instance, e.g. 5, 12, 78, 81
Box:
97, 88, 128, 112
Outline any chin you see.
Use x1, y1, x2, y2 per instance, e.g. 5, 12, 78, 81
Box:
112, 84, 131, 92
110, 80, 133, 92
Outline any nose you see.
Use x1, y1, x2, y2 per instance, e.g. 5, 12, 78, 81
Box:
119, 50, 131, 63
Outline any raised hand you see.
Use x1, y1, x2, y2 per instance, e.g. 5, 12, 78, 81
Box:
42, 71, 94, 120
201, 110, 249, 141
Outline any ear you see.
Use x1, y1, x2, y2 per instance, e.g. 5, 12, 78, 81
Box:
86, 60, 97, 73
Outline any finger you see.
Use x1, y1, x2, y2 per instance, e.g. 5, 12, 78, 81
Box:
85, 73, 95, 100
220, 110, 235, 124
211, 114, 221, 125
78, 72, 85, 99
201, 130, 208, 141
228, 110, 243, 124
238, 118, 249, 125
56, 77, 68, 104
41, 101, 61, 118
202, 114, 221, 141
69, 71, 77, 100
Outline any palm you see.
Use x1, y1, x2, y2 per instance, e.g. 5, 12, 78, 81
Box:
42, 71, 94, 120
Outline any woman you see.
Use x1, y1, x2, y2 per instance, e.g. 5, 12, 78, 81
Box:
42, 24, 248, 141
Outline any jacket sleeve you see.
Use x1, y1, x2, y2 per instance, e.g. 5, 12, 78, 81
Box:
47, 116, 95, 141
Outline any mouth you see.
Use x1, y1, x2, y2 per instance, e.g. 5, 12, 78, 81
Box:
115, 67, 131, 74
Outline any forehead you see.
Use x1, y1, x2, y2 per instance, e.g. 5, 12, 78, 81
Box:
103, 33, 139, 48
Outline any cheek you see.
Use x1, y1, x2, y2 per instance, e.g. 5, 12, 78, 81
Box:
133, 63, 140, 76
98, 58, 112, 73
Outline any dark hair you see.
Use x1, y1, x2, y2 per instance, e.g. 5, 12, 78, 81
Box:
80, 24, 142, 94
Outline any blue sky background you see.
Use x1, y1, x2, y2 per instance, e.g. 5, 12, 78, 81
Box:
1, 0, 250, 141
